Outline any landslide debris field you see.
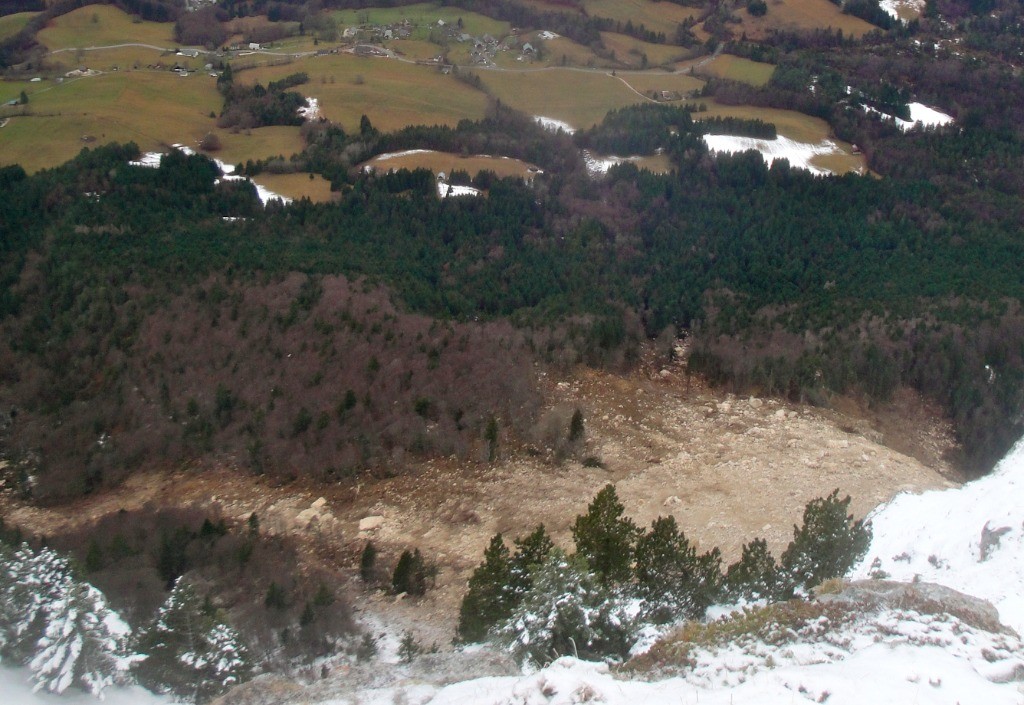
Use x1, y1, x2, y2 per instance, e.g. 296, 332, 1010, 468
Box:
0, 354, 957, 645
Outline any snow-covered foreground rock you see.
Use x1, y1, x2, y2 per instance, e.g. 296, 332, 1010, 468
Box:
852, 435, 1024, 633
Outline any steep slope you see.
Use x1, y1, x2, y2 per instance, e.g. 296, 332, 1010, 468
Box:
851, 435, 1024, 633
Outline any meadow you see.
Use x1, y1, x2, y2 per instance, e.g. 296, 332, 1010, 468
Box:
251, 172, 337, 202
734, 0, 878, 39
478, 67, 645, 128
581, 0, 699, 36
0, 11, 35, 42
332, 3, 510, 40
598, 32, 693, 68
235, 54, 489, 133
0, 72, 220, 172
694, 54, 777, 87
36, 5, 175, 51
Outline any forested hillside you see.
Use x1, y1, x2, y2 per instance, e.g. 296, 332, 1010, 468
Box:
2, 0, 1024, 501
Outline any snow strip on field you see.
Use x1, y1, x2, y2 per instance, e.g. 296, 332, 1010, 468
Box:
437, 182, 481, 198
702, 134, 840, 176
582, 151, 647, 175
851, 434, 1024, 634
537, 30, 560, 40
129, 146, 292, 205
373, 149, 434, 161
297, 97, 320, 121
865, 102, 954, 132
534, 115, 575, 134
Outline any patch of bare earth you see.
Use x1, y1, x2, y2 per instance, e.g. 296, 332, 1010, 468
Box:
0, 356, 957, 650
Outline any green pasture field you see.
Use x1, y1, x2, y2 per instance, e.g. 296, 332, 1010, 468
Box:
252, 172, 337, 202
0, 72, 220, 172
696, 54, 776, 87
235, 53, 489, 133
364, 150, 539, 178
0, 11, 35, 41
599, 32, 692, 68
735, 0, 878, 39
582, 0, 699, 36
37, 5, 175, 50
478, 67, 646, 129
333, 3, 510, 39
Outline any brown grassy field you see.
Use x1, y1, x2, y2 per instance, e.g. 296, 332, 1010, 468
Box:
0, 72, 220, 172
37, 5, 175, 50
695, 54, 776, 87
542, 36, 603, 67
598, 31, 692, 68
696, 99, 866, 174
734, 0, 878, 39
252, 172, 337, 202
620, 71, 705, 98
332, 3, 510, 39
479, 67, 646, 128
363, 150, 539, 178
44, 47, 204, 73
582, 0, 698, 36
211, 126, 308, 167
236, 54, 489, 133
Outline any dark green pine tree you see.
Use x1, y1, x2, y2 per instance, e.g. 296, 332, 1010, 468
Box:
392, 548, 429, 596
509, 524, 555, 598
457, 534, 515, 642
781, 489, 871, 595
634, 515, 722, 622
572, 484, 639, 585
360, 541, 377, 583
725, 537, 782, 602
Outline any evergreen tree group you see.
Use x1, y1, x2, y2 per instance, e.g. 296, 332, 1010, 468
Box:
458, 484, 871, 664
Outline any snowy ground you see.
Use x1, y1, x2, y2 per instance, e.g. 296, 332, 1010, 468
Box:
582, 150, 648, 175
865, 102, 955, 132
880, 0, 925, 21
852, 434, 1024, 634
437, 182, 481, 198
702, 134, 841, 176
298, 97, 320, 122
0, 668, 168, 705
533, 116, 575, 134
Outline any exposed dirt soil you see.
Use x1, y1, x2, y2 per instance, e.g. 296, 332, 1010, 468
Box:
0, 355, 958, 650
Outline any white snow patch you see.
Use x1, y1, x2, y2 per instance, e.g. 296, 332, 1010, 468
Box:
437, 182, 481, 198
851, 434, 1024, 634
880, 0, 925, 21
373, 149, 434, 161
865, 102, 954, 132
537, 31, 560, 40
702, 134, 842, 176
533, 116, 576, 134
582, 150, 640, 174
298, 97, 320, 121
